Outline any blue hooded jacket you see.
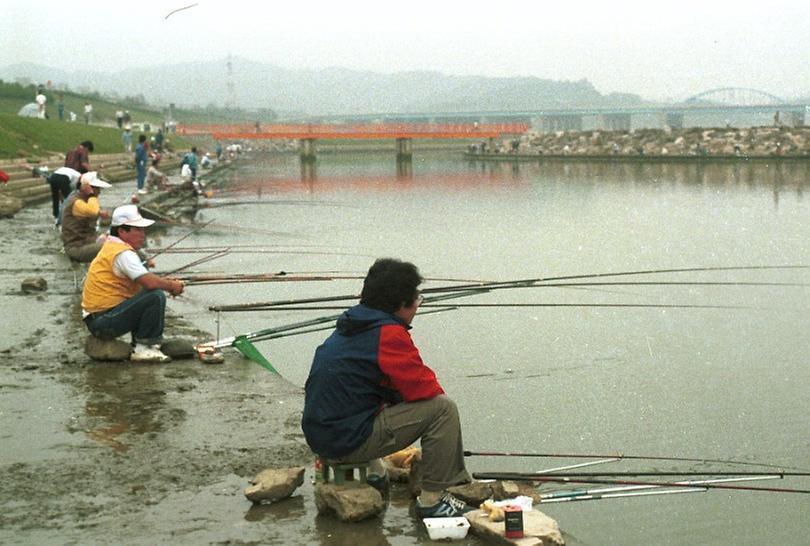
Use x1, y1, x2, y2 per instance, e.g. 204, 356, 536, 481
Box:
301, 304, 443, 458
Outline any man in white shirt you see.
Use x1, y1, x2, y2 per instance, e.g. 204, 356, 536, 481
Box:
47, 166, 81, 224
81, 205, 184, 362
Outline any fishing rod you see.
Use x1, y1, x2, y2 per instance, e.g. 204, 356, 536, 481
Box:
538, 475, 780, 501
149, 219, 216, 260
184, 275, 334, 286
478, 471, 810, 477
419, 265, 810, 296
237, 303, 755, 312
204, 271, 810, 312
471, 474, 810, 494
166, 248, 231, 275
208, 287, 491, 312
463, 450, 810, 472
241, 306, 460, 342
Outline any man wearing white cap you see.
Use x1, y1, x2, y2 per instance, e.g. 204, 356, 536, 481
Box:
61, 171, 111, 262
82, 204, 184, 362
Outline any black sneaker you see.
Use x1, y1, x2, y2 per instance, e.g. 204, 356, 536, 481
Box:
416, 493, 474, 518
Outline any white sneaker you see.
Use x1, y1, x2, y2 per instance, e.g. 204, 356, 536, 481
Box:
130, 344, 171, 363
137, 188, 148, 194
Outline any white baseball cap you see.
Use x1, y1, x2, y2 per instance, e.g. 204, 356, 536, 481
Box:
80, 171, 111, 188
111, 204, 155, 227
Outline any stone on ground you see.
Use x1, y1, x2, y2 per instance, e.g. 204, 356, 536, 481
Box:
160, 338, 196, 359
244, 466, 305, 504
467, 508, 565, 545
314, 482, 384, 522
448, 481, 493, 506
491, 480, 542, 504
84, 336, 131, 361
0, 195, 23, 218
21, 277, 47, 292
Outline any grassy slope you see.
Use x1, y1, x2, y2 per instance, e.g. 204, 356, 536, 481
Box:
0, 113, 194, 161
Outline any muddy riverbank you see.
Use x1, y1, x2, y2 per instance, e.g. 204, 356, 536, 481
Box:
0, 199, 319, 544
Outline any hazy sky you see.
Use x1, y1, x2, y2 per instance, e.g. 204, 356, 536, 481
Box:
3, 0, 809, 101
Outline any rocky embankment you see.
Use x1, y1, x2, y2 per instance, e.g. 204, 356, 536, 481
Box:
480, 126, 810, 158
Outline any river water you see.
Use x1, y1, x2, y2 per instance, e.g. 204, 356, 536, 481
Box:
164, 152, 810, 545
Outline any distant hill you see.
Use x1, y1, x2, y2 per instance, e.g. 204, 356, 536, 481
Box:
3, 58, 648, 117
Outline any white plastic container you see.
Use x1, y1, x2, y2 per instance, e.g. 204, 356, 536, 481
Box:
423, 517, 471, 541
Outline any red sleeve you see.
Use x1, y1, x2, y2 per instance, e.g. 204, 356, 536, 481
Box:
378, 324, 444, 402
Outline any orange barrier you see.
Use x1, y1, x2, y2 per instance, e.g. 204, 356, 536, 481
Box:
177, 122, 528, 139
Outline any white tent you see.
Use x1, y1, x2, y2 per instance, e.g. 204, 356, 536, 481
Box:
17, 103, 39, 117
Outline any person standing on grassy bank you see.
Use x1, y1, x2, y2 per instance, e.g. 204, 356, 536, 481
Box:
81, 204, 184, 363
61, 172, 111, 262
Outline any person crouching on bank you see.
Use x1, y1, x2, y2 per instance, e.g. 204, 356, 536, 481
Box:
302, 258, 474, 518
81, 205, 184, 363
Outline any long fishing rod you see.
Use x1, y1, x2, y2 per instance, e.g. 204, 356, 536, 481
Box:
471, 474, 810, 495
463, 450, 810, 472
539, 475, 780, 501
208, 287, 492, 312
167, 248, 230, 275
236, 303, 754, 312
420, 265, 810, 296
204, 272, 809, 311
479, 471, 810, 477
150, 219, 215, 260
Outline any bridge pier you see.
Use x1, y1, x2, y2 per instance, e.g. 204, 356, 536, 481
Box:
600, 114, 631, 131
538, 115, 583, 132
395, 138, 413, 161
299, 138, 317, 162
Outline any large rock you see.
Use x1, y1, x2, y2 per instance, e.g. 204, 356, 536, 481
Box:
0, 195, 23, 218
160, 338, 196, 359
491, 480, 542, 504
448, 481, 493, 506
467, 508, 565, 545
21, 277, 47, 292
244, 466, 305, 504
314, 482, 384, 522
84, 336, 131, 361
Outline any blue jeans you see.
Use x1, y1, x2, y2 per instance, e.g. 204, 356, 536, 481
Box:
136, 163, 147, 190
84, 289, 166, 345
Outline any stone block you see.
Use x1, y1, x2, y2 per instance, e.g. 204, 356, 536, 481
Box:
491, 480, 542, 504
467, 508, 565, 545
314, 482, 384, 522
160, 338, 196, 359
0, 195, 23, 218
244, 466, 305, 504
21, 277, 47, 292
448, 481, 493, 506
84, 336, 131, 361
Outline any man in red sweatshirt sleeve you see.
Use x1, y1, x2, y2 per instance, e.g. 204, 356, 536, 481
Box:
302, 258, 473, 518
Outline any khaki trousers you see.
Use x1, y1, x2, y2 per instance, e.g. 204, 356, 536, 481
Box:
331, 395, 471, 492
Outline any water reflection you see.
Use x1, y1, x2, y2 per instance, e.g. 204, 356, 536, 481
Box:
82, 362, 170, 452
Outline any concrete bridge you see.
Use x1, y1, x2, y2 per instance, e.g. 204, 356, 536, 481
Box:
177, 122, 528, 161
291, 88, 808, 132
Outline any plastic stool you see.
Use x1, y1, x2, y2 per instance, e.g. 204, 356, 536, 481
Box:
319, 458, 369, 485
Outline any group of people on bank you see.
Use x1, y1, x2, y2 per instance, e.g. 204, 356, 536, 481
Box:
49, 139, 185, 362
50, 142, 474, 516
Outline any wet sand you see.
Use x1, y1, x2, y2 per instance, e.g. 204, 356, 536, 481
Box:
0, 200, 318, 544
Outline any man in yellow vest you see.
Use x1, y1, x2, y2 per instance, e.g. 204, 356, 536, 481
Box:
82, 205, 184, 362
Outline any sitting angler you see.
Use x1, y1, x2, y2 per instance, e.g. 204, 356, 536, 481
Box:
81, 205, 184, 363
60, 171, 111, 262
302, 258, 474, 518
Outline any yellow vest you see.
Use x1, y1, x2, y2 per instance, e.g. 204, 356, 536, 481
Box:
82, 240, 142, 313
